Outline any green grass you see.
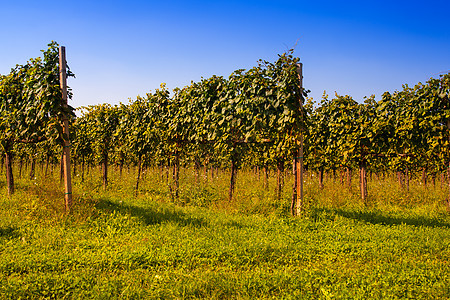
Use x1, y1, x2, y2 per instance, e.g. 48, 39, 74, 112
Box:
0, 166, 449, 299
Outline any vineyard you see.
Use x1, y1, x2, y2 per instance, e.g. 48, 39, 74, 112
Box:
0, 43, 449, 298
1, 43, 450, 212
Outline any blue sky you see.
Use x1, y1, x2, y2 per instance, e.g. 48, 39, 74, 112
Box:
1, 0, 449, 108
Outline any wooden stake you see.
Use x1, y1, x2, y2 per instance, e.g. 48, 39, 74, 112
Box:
319, 167, 324, 189
447, 119, 450, 211
59, 46, 73, 213
294, 63, 304, 216
102, 153, 108, 190
291, 155, 297, 216
229, 157, 237, 201
5, 150, 14, 196
359, 159, 367, 204
135, 155, 142, 197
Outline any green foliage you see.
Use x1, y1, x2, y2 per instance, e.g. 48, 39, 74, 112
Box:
0, 41, 74, 149
70, 51, 307, 175
77, 104, 119, 164
68, 60, 450, 206
0, 41, 75, 195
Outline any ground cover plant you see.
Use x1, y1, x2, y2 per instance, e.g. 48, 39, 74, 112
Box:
0, 165, 449, 299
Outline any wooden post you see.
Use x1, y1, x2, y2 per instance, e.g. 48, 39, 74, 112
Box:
171, 148, 180, 201
447, 119, 450, 211
319, 167, 324, 189
291, 155, 297, 216
294, 63, 304, 216
276, 161, 284, 200
346, 167, 352, 188
59, 46, 73, 213
229, 156, 237, 201
5, 150, 14, 196
102, 152, 108, 190
406, 167, 410, 192
135, 155, 142, 197
359, 159, 367, 204
264, 164, 269, 190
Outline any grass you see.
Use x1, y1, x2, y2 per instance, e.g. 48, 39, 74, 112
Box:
0, 165, 449, 299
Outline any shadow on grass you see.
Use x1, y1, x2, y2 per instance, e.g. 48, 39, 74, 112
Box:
0, 226, 18, 239
311, 207, 450, 229
95, 198, 209, 228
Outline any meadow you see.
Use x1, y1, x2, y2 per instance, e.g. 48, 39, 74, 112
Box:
0, 165, 449, 299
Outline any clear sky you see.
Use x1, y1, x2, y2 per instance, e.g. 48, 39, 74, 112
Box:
1, 0, 449, 108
